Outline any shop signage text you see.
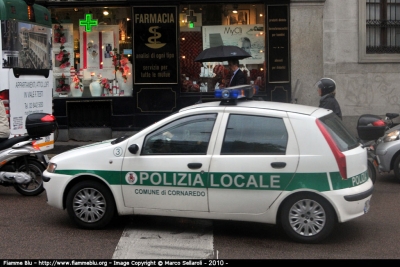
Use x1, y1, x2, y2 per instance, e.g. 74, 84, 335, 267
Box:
134, 13, 175, 24
133, 6, 178, 84
267, 5, 290, 83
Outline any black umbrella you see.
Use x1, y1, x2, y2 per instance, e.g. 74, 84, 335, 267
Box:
194, 45, 251, 62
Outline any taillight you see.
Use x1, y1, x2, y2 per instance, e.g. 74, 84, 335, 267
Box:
0, 90, 10, 118
316, 119, 347, 179
372, 120, 386, 127
41, 114, 55, 122
0, 90, 10, 100
31, 140, 40, 150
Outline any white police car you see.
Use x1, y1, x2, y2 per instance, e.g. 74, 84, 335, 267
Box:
43, 85, 373, 244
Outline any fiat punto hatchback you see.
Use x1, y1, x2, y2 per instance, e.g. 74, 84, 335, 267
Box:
43, 85, 373, 244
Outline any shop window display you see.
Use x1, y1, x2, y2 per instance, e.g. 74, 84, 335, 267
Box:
51, 7, 133, 98
179, 4, 266, 93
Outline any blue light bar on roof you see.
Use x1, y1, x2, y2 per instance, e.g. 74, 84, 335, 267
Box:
215, 84, 258, 102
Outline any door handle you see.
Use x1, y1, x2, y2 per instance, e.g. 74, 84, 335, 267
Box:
188, 163, 202, 169
271, 162, 286, 168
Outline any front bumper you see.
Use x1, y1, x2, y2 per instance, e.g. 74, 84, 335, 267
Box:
376, 140, 400, 172
42, 170, 71, 209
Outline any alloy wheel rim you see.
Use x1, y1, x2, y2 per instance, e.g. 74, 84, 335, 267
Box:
73, 188, 106, 223
289, 199, 326, 236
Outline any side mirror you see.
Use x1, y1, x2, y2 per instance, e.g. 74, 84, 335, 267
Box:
128, 144, 139, 154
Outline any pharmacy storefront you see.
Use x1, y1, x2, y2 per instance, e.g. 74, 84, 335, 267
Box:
37, 0, 291, 141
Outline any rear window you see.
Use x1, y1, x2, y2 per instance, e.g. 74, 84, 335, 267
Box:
319, 113, 359, 151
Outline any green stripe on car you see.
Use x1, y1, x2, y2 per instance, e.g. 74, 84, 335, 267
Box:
54, 169, 369, 191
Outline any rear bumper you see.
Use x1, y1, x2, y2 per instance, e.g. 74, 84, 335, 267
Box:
323, 180, 373, 223
344, 185, 373, 201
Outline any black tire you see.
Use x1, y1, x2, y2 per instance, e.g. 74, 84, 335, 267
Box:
393, 154, 400, 181
280, 193, 336, 244
66, 181, 116, 229
367, 159, 377, 184
13, 159, 45, 196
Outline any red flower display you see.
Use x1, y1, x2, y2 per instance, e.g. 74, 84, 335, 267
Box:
54, 24, 70, 69
110, 49, 130, 83
213, 64, 230, 88
72, 75, 83, 92
55, 73, 70, 93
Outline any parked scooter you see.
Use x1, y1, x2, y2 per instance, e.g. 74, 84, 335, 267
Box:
0, 113, 57, 196
357, 113, 399, 183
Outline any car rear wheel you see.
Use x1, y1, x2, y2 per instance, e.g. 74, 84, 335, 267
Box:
66, 181, 115, 229
280, 193, 336, 244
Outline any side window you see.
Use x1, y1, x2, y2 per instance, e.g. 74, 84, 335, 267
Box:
142, 114, 217, 155
359, 0, 400, 62
221, 114, 288, 155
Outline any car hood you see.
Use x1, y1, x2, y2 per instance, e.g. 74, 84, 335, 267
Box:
49, 138, 128, 170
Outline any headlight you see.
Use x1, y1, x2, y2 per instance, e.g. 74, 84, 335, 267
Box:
46, 162, 57, 173
384, 130, 400, 142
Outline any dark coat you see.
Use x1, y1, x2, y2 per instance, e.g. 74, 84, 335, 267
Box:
319, 94, 342, 119
229, 69, 247, 86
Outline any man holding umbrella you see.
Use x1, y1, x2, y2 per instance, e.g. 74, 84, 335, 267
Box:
228, 59, 247, 86
194, 45, 251, 87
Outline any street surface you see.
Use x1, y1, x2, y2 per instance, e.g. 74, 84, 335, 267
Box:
1, 168, 400, 259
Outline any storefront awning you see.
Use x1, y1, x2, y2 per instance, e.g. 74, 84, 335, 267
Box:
0, 0, 51, 27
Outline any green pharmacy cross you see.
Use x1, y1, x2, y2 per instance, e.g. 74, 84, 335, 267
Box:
79, 14, 98, 32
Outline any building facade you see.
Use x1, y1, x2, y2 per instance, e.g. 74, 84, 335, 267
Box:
36, 0, 400, 140
291, 0, 400, 137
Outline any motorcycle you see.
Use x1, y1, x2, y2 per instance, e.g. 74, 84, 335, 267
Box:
0, 113, 57, 196
357, 113, 399, 183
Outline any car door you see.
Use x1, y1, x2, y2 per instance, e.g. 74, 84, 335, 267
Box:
121, 113, 219, 211
208, 108, 299, 214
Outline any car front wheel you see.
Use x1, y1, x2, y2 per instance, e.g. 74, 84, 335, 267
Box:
280, 193, 336, 244
393, 154, 400, 181
66, 181, 116, 229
